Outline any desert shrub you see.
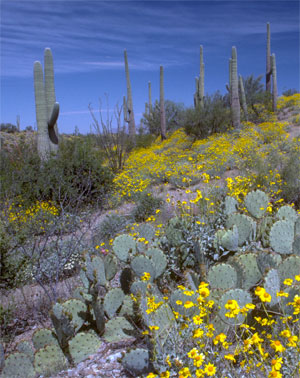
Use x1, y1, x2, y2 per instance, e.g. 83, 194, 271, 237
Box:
0, 123, 18, 133
0, 136, 113, 211
141, 100, 186, 136
183, 92, 231, 139
92, 213, 129, 246
282, 88, 299, 96
132, 191, 163, 222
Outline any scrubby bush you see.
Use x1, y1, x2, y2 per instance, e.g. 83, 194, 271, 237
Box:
132, 191, 163, 222
184, 91, 231, 139
141, 100, 186, 136
93, 213, 129, 246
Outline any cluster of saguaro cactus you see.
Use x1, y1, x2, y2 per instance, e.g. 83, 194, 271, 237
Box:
33, 48, 59, 161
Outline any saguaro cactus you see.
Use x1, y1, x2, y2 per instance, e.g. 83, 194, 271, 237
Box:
230, 46, 240, 128
239, 75, 248, 121
124, 50, 136, 142
271, 53, 277, 111
160, 66, 166, 140
34, 48, 59, 160
266, 22, 272, 93
194, 45, 205, 108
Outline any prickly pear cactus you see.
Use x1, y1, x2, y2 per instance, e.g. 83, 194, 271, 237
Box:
234, 252, 261, 290
220, 225, 239, 251
226, 213, 255, 246
1, 352, 35, 378
218, 288, 253, 326
270, 220, 294, 254
113, 234, 136, 262
16, 341, 34, 362
145, 247, 167, 279
68, 331, 102, 364
130, 255, 156, 281
244, 189, 269, 218
61, 299, 87, 332
169, 289, 198, 317
85, 255, 107, 286
119, 295, 136, 318
103, 316, 135, 343
104, 288, 125, 318
258, 216, 274, 247
120, 267, 134, 294
263, 268, 280, 306
293, 235, 300, 255
34, 344, 68, 376
122, 348, 151, 376
276, 205, 298, 223
256, 251, 282, 275
207, 263, 238, 291
104, 254, 118, 281
224, 196, 238, 216
32, 328, 59, 350
278, 255, 300, 286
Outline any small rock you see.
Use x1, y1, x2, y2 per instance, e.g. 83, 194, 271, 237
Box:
106, 351, 122, 363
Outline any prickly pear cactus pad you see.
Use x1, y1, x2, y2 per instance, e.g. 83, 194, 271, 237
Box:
113, 234, 136, 262
145, 247, 167, 278
69, 332, 102, 365
90, 255, 107, 286
276, 205, 298, 223
169, 288, 199, 317
235, 253, 261, 290
122, 348, 151, 376
270, 220, 294, 254
224, 196, 238, 216
280, 286, 300, 315
104, 254, 118, 281
278, 255, 300, 286
32, 328, 59, 350
244, 189, 269, 218
104, 288, 125, 318
226, 213, 255, 246
130, 255, 156, 281
62, 299, 87, 332
207, 263, 238, 290
119, 295, 136, 318
293, 235, 300, 255
263, 268, 280, 306
16, 341, 35, 362
103, 316, 135, 343
34, 344, 68, 376
295, 217, 300, 235
218, 288, 253, 326
256, 251, 282, 275
1, 352, 35, 378
220, 225, 239, 251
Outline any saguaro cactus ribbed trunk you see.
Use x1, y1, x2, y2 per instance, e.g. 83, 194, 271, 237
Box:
266, 22, 272, 93
124, 50, 136, 142
271, 53, 277, 111
239, 75, 248, 121
194, 45, 205, 108
160, 66, 166, 140
34, 47, 59, 161
230, 47, 240, 129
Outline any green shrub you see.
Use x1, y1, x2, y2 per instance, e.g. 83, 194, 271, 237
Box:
0, 136, 113, 211
132, 191, 163, 222
92, 213, 129, 246
183, 92, 231, 139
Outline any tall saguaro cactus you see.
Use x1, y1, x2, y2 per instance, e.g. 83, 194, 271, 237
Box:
230, 46, 240, 129
271, 53, 277, 111
124, 50, 136, 142
34, 48, 59, 160
266, 22, 272, 93
160, 66, 166, 140
194, 45, 205, 108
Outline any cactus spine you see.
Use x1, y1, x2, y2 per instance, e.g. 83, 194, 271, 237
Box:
271, 53, 277, 111
230, 46, 240, 128
124, 49, 136, 142
239, 75, 248, 121
266, 22, 272, 93
34, 47, 59, 161
160, 65, 166, 140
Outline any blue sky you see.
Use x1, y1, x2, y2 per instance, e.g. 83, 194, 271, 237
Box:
1, 1, 299, 134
